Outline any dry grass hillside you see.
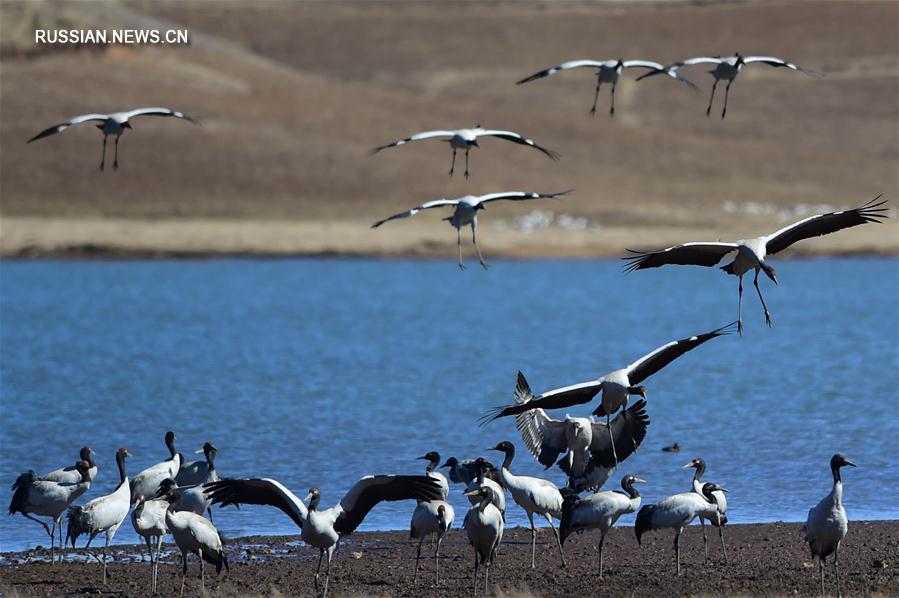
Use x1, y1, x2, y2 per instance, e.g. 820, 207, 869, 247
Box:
1, 0, 896, 257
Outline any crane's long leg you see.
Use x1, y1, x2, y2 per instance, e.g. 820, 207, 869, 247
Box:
113, 134, 121, 170
718, 522, 728, 563
199, 549, 206, 592
528, 512, 537, 569
706, 79, 719, 117
753, 269, 773, 328
472, 221, 488, 270
545, 514, 567, 568
435, 534, 443, 586
100, 135, 107, 171
414, 537, 424, 585
607, 413, 619, 465
721, 80, 733, 119
819, 557, 826, 598
322, 546, 333, 598
835, 547, 842, 598
484, 559, 491, 594
143, 537, 154, 593
675, 528, 683, 576
464, 148, 471, 179
590, 81, 602, 116
737, 275, 745, 335
207, 507, 214, 523
48, 518, 56, 564
598, 532, 606, 579
449, 148, 457, 177
473, 551, 480, 594
610, 82, 617, 116
314, 548, 324, 589
700, 517, 709, 562
23, 514, 52, 548
154, 535, 164, 595
456, 227, 465, 270
102, 535, 109, 584
180, 553, 187, 597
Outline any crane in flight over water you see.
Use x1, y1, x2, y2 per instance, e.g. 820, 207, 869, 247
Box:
481, 322, 736, 465
372, 190, 572, 270
623, 197, 888, 334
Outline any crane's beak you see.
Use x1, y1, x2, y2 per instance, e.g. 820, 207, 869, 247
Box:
463, 489, 480, 498
439, 461, 451, 468
416, 455, 429, 461
682, 462, 696, 469
845, 459, 857, 467
633, 477, 647, 484
718, 486, 729, 493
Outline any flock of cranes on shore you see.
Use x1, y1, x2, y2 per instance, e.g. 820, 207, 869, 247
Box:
16, 43, 888, 598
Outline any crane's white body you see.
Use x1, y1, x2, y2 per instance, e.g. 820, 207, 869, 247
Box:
464, 477, 506, 514
410, 500, 454, 585
686, 458, 729, 561
804, 455, 854, 598
464, 488, 504, 594
165, 506, 226, 596
131, 435, 181, 504
426, 469, 450, 502
131, 496, 168, 593
42, 457, 98, 486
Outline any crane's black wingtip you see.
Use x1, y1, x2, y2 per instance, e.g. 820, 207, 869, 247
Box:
715, 321, 741, 336
477, 407, 508, 427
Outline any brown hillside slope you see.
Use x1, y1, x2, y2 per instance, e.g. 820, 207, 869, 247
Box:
1, 0, 896, 257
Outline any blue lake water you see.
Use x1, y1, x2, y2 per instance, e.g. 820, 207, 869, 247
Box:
1, 258, 897, 552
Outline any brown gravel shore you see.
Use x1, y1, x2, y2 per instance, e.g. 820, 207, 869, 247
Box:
2, 521, 897, 597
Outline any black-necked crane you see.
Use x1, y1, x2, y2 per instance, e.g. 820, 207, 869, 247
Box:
488, 440, 567, 569
204, 474, 444, 597
173, 442, 220, 521
410, 499, 455, 586
559, 474, 645, 578
517, 58, 697, 116
804, 454, 856, 598
66, 448, 133, 584
441, 456, 500, 486
464, 457, 506, 516
481, 323, 736, 464
463, 485, 504, 595
635, 481, 728, 576
416, 451, 449, 500
9, 460, 92, 563
637, 53, 817, 118
27, 107, 197, 170
131, 430, 181, 503
158, 488, 229, 597
131, 478, 177, 594
372, 190, 571, 270
623, 197, 887, 334
373, 126, 560, 178
683, 457, 728, 561
42, 446, 98, 485
513, 371, 650, 492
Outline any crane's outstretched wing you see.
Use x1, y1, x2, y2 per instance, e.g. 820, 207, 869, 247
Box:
334, 475, 444, 535
625, 322, 738, 385
513, 372, 569, 469
371, 199, 459, 228
475, 189, 572, 206
589, 399, 650, 469
480, 371, 600, 426
764, 195, 887, 255
623, 242, 739, 272
124, 107, 197, 122
476, 130, 561, 161
742, 56, 814, 73
27, 114, 110, 143
203, 478, 307, 529
516, 60, 617, 84
372, 130, 457, 154
626, 61, 699, 90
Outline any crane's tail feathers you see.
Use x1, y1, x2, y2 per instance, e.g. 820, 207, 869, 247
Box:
65, 506, 89, 548
634, 504, 656, 545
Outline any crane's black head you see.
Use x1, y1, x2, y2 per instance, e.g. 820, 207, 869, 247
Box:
117, 447, 132, 459
79, 446, 92, 460
165, 430, 176, 444
161, 488, 182, 505
831, 454, 856, 470
683, 457, 705, 470
202, 441, 218, 455
307, 487, 322, 510
622, 475, 646, 488
463, 486, 492, 501
439, 457, 458, 469
488, 441, 514, 454
701, 482, 727, 504
616, 58, 624, 68
628, 385, 648, 399
418, 451, 440, 463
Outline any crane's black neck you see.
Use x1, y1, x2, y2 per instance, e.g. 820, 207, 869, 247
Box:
831, 460, 842, 485
701, 483, 718, 505
693, 460, 707, 482
78, 464, 91, 483
308, 494, 320, 512
165, 431, 177, 459
205, 448, 217, 472
498, 446, 515, 471
116, 452, 128, 484
622, 477, 641, 499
